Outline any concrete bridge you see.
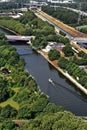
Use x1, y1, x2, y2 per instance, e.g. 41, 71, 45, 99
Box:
5, 35, 35, 43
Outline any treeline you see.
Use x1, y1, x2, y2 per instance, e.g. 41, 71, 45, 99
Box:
0, 1, 26, 11
42, 5, 87, 26
0, 19, 26, 35
42, 6, 78, 26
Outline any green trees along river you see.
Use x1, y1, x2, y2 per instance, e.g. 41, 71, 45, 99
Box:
0, 10, 87, 129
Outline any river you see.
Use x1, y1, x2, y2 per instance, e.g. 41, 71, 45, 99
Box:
0, 28, 87, 116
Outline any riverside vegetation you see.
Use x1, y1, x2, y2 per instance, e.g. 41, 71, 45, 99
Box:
0, 10, 87, 129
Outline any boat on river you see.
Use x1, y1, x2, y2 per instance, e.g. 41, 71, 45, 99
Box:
48, 78, 53, 83
48, 78, 55, 86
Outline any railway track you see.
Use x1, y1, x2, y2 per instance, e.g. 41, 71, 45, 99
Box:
37, 10, 87, 38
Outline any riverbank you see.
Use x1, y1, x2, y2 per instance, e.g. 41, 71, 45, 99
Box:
0, 25, 19, 35
38, 50, 87, 95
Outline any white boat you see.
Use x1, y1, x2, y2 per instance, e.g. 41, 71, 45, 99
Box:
48, 78, 53, 83
48, 78, 55, 86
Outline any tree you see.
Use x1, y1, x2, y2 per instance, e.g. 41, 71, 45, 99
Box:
58, 57, 68, 69
62, 45, 74, 56
18, 106, 32, 119
79, 76, 87, 87
1, 120, 18, 130
31, 97, 48, 115
0, 105, 17, 118
0, 77, 9, 102
59, 37, 70, 44
48, 49, 60, 61
43, 103, 64, 113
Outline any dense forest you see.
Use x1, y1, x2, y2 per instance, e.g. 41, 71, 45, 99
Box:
0, 10, 87, 130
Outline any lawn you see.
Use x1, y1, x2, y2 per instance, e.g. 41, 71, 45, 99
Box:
0, 98, 19, 110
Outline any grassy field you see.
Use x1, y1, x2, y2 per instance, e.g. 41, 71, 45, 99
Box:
0, 98, 19, 110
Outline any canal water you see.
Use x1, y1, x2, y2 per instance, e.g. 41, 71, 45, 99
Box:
1, 28, 87, 116
14, 44, 87, 116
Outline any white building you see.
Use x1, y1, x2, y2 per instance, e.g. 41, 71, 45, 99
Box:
0, 0, 11, 2
48, 0, 74, 4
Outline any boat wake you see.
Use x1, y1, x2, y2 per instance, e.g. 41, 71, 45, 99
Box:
48, 78, 55, 86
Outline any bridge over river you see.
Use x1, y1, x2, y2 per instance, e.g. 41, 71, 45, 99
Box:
5, 35, 35, 43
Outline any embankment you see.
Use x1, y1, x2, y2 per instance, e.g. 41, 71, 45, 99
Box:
0, 25, 19, 35
38, 50, 87, 95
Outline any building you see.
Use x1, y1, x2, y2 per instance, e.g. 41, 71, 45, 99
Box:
0, 0, 11, 2
48, 0, 74, 4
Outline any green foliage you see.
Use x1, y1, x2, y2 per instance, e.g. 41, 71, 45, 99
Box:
0, 77, 9, 102
71, 51, 87, 65
0, 44, 19, 67
1, 120, 18, 130
19, 11, 36, 24
62, 45, 74, 56
0, 19, 25, 35
0, 105, 17, 119
59, 37, 70, 44
58, 57, 68, 69
42, 6, 78, 25
46, 34, 59, 42
18, 106, 32, 119
22, 111, 83, 130
0, 9, 87, 130
79, 76, 87, 87
80, 27, 87, 34
32, 36, 47, 49
0, 32, 7, 40
0, 2, 18, 10
78, 51, 86, 57
48, 49, 60, 61
43, 103, 64, 113
72, 56, 87, 65
65, 61, 87, 88
14, 89, 31, 104
31, 96, 48, 115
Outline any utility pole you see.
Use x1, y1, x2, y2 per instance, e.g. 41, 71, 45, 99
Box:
21, 0, 23, 9
54, 0, 57, 11
78, 2, 81, 25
